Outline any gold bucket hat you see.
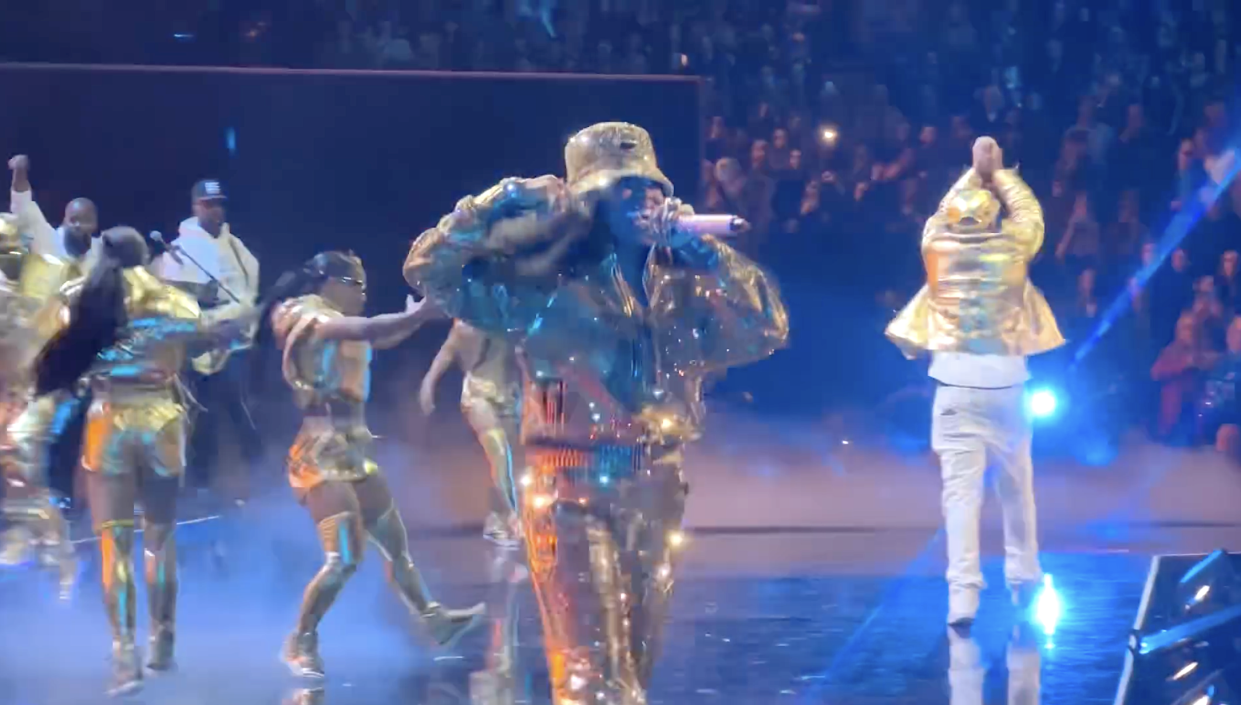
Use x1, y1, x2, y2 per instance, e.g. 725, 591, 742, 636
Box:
564, 122, 673, 197
945, 188, 1002, 232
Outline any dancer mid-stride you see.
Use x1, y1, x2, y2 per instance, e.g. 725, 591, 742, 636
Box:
420, 320, 523, 548
259, 251, 483, 680
33, 227, 253, 695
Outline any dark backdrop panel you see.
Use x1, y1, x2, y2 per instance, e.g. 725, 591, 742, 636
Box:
0, 65, 702, 421
0, 65, 702, 308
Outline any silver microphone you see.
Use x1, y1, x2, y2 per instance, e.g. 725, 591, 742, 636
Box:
150, 230, 240, 304
671, 213, 750, 238
150, 231, 184, 264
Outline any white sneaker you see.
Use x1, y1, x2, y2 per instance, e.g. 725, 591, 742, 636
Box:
948, 586, 980, 626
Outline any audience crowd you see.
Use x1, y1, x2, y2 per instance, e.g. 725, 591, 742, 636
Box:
7, 0, 1241, 452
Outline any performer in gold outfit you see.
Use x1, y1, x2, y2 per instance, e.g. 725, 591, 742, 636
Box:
886, 137, 1063, 626
0, 155, 102, 593
420, 320, 523, 547
260, 251, 483, 680
406, 122, 789, 704
33, 226, 253, 695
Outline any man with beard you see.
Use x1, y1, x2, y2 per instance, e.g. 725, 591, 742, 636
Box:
406, 122, 788, 704
152, 179, 261, 502
8, 154, 101, 264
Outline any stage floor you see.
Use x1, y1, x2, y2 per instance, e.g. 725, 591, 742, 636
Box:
0, 515, 1161, 705
6, 404, 1241, 704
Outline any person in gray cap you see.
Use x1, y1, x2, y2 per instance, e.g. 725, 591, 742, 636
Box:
153, 179, 262, 501
406, 122, 789, 705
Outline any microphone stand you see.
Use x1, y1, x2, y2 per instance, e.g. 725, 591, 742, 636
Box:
163, 241, 242, 305
155, 234, 258, 434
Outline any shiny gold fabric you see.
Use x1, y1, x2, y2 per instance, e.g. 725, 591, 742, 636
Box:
273, 295, 372, 408
408, 130, 784, 703
286, 416, 379, 490
294, 511, 365, 636
0, 390, 81, 593
405, 181, 788, 448
81, 394, 186, 478
273, 295, 378, 489
0, 212, 22, 280
522, 444, 687, 705
462, 373, 522, 519
0, 248, 84, 587
85, 268, 204, 389
886, 168, 1064, 359
99, 523, 138, 646
565, 122, 673, 197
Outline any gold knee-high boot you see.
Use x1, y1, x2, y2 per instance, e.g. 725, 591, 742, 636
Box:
284, 511, 364, 679
367, 505, 484, 646
100, 522, 142, 694
143, 521, 177, 671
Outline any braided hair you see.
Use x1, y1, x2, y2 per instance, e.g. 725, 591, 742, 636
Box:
248, 250, 363, 389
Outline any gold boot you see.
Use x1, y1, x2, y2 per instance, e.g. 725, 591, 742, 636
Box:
100, 523, 142, 695
284, 512, 363, 679
368, 505, 484, 646
143, 521, 177, 672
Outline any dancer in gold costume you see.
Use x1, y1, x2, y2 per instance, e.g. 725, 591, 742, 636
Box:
260, 251, 483, 680
33, 227, 254, 695
886, 137, 1063, 626
421, 320, 522, 547
407, 122, 789, 704
0, 155, 101, 592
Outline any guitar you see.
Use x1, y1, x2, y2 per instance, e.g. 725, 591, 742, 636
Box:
164, 279, 256, 375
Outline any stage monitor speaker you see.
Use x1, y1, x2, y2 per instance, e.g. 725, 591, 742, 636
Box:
1115, 551, 1241, 705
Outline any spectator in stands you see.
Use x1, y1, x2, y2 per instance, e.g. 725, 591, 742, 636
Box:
1055, 191, 1101, 273
1218, 250, 1241, 316
1203, 316, 1241, 456
1150, 248, 1196, 345
1151, 314, 1212, 442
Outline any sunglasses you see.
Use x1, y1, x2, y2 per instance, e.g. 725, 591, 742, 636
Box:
335, 276, 366, 291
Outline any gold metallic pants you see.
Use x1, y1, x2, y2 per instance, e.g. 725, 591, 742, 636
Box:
522, 445, 688, 705
294, 474, 438, 636
0, 392, 80, 580
81, 394, 185, 652
461, 377, 522, 522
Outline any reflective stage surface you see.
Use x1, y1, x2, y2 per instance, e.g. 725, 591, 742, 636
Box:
5, 405, 1241, 705
0, 520, 1158, 705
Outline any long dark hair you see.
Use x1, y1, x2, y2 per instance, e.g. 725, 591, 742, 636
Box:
248, 250, 362, 389
34, 227, 150, 396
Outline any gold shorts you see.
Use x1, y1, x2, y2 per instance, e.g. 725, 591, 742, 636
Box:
81, 394, 186, 479
287, 417, 379, 491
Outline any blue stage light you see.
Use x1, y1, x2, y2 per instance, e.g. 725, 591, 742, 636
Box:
1027, 388, 1058, 419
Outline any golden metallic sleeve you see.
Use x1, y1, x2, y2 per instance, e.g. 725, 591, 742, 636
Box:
991, 169, 1045, 259
923, 168, 984, 248
648, 235, 790, 374
404, 176, 577, 338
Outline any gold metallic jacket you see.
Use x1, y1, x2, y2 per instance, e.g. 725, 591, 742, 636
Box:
77, 269, 204, 392
404, 177, 789, 448
885, 168, 1064, 359
272, 295, 377, 489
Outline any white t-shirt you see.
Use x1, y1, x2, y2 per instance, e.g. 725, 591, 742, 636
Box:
929, 351, 1028, 388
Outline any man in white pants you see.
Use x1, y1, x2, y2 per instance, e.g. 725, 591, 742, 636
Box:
886, 137, 1064, 625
